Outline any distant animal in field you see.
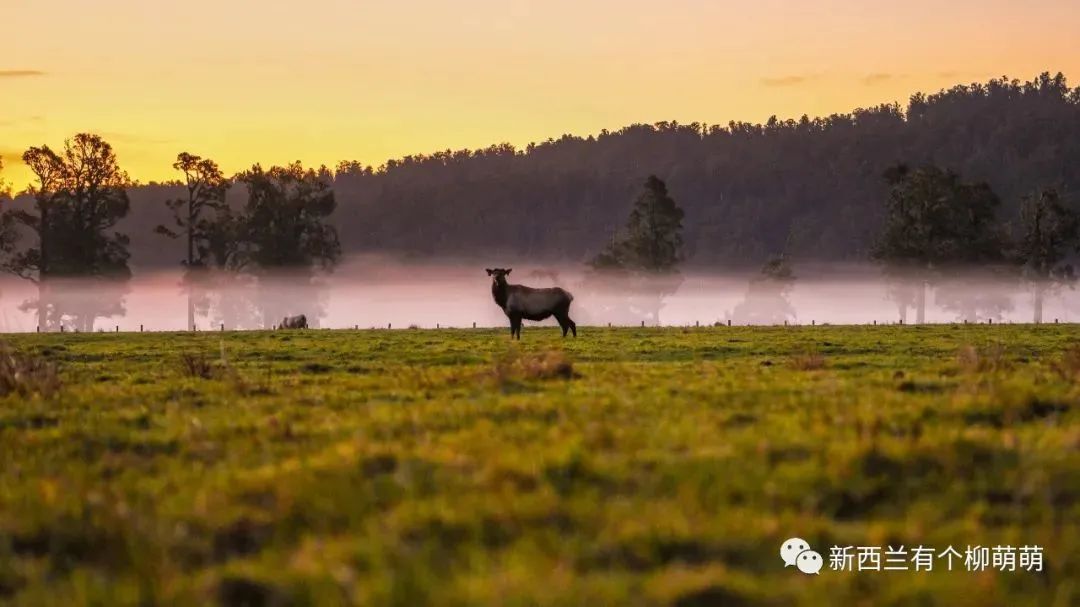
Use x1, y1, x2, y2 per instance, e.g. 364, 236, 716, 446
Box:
279, 314, 308, 329
487, 268, 576, 340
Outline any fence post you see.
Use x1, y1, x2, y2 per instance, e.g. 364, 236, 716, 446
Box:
727, 319, 732, 327
388, 323, 391, 329
695, 320, 699, 327
36, 326, 40, 333
641, 320, 645, 327
140, 324, 143, 332
60, 325, 65, 333
473, 322, 476, 328
115, 325, 119, 333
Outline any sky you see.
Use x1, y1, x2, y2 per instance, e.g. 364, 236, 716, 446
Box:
2, 0, 1079, 187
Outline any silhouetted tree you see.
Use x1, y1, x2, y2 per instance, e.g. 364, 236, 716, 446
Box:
2, 135, 131, 331
5, 146, 63, 328
155, 152, 229, 330
592, 175, 684, 272
884, 279, 919, 324
1013, 188, 1080, 322
190, 202, 260, 330
872, 164, 1007, 323
587, 175, 685, 324
0, 158, 16, 274
935, 276, 1015, 323
235, 162, 341, 327
727, 255, 797, 324
0, 156, 10, 199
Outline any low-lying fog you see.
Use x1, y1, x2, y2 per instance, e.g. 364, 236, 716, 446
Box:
0, 256, 1076, 333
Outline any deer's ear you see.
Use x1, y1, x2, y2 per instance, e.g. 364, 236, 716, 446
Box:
505, 268, 512, 275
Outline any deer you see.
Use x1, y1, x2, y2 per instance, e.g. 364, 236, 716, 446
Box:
487, 268, 576, 340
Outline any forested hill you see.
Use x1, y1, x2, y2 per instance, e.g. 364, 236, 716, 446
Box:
62, 73, 1080, 268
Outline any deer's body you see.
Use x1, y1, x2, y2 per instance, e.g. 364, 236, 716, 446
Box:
488, 268, 576, 339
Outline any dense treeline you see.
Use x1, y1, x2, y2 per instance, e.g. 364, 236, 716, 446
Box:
7, 72, 1080, 268
2, 72, 1080, 329
326, 72, 1080, 264
3, 72, 1076, 269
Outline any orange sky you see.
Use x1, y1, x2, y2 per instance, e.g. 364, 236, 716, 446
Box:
2, 0, 1079, 188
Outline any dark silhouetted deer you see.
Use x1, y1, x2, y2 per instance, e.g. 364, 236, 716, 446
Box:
487, 268, 576, 340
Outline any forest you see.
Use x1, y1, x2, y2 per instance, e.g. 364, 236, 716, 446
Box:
291, 71, 1080, 264
1, 72, 1079, 330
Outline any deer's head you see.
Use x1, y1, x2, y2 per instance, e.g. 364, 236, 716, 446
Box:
486, 268, 512, 285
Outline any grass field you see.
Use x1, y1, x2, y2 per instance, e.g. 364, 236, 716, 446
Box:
0, 325, 1078, 606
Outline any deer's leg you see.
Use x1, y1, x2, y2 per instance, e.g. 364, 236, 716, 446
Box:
510, 314, 522, 340
555, 312, 571, 337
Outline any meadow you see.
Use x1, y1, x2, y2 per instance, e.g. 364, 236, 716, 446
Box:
0, 325, 1077, 606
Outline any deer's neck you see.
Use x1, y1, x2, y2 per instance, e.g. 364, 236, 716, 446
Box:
492, 281, 509, 309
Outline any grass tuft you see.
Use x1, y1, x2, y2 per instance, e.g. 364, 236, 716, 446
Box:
956, 342, 1010, 373
492, 347, 578, 384
788, 350, 825, 370
177, 352, 223, 380
1051, 343, 1080, 381
0, 342, 60, 398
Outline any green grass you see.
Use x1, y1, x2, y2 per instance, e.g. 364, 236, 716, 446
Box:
0, 325, 1078, 606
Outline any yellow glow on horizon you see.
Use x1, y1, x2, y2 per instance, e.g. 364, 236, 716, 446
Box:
2, 0, 1079, 189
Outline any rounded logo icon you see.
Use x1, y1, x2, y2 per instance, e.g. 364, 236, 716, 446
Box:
780, 537, 810, 567
797, 550, 823, 575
